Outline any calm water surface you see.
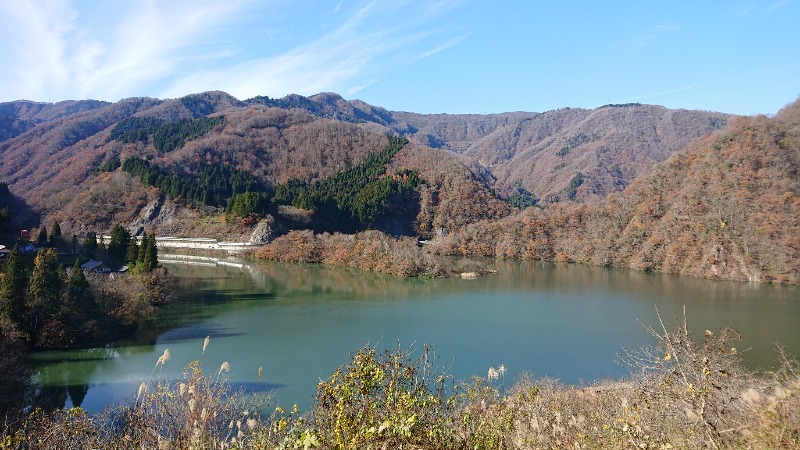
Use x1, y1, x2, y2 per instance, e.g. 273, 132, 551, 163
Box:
32, 257, 799, 412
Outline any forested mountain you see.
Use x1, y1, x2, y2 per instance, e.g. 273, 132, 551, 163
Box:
431, 99, 800, 284
1, 90, 792, 283
457, 105, 730, 201
0, 99, 109, 142
0, 91, 515, 240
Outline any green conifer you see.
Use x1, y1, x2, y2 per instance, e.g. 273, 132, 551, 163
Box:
108, 225, 130, 261
137, 232, 148, 266
125, 238, 139, 263
147, 234, 159, 271
0, 245, 28, 331
36, 227, 48, 246
83, 232, 98, 252
50, 221, 62, 239
27, 248, 62, 334
66, 259, 97, 320
140, 233, 158, 272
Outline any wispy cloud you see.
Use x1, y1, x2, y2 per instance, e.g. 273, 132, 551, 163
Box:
160, 1, 468, 99
616, 68, 786, 104
0, 0, 469, 102
415, 33, 470, 61
653, 21, 680, 31
730, 0, 792, 17
0, 0, 255, 101
0, 0, 75, 100
631, 34, 656, 49
630, 21, 680, 49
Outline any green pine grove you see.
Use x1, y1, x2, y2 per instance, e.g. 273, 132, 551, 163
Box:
121, 135, 421, 233
0, 247, 99, 348
122, 157, 265, 207
109, 116, 225, 152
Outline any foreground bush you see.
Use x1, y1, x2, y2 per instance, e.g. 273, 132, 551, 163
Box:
313, 345, 458, 449
3, 317, 799, 449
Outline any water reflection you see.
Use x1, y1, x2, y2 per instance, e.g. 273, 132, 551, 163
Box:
32, 257, 799, 412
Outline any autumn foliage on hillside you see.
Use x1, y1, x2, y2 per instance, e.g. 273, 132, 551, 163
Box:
2, 91, 795, 283
389, 143, 513, 237
401, 105, 729, 202
431, 100, 800, 284
255, 230, 446, 277
1, 92, 518, 240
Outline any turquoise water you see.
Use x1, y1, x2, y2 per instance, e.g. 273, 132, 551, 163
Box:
32, 257, 800, 412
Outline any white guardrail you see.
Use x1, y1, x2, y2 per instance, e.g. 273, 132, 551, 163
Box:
101, 236, 260, 253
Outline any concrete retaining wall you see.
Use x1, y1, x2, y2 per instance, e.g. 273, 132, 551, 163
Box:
100, 236, 259, 253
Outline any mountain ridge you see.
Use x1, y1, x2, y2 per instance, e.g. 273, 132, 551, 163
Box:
2, 90, 793, 283
432, 100, 800, 284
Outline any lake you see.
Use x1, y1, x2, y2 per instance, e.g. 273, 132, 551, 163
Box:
31, 256, 800, 412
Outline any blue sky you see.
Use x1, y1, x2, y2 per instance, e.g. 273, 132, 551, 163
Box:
0, 0, 797, 115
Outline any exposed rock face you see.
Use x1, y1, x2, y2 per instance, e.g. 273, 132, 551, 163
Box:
249, 217, 275, 244
128, 197, 186, 236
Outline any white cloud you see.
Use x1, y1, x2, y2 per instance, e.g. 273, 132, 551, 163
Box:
0, 0, 469, 102
0, 0, 258, 101
0, 0, 75, 100
79, 1, 249, 99
160, 1, 468, 100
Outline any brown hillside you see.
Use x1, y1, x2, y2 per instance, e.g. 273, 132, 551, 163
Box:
432, 99, 800, 284
0, 99, 109, 142
0, 94, 510, 240
390, 111, 540, 150
389, 142, 512, 238
0, 97, 162, 209
0, 90, 765, 278
458, 105, 730, 201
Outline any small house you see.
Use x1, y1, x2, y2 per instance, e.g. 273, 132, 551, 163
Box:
81, 259, 110, 273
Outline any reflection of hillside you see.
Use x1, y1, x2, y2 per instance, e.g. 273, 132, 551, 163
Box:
163, 255, 524, 302
164, 255, 638, 302
159, 257, 800, 368
250, 261, 425, 301
31, 346, 121, 410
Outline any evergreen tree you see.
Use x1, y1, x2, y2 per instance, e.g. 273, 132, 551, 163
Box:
0, 207, 11, 237
147, 234, 159, 271
50, 221, 62, 240
108, 225, 130, 261
66, 259, 97, 320
26, 248, 63, 335
136, 232, 148, 266
140, 233, 158, 271
36, 227, 48, 246
0, 245, 28, 332
83, 232, 98, 255
125, 238, 139, 263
